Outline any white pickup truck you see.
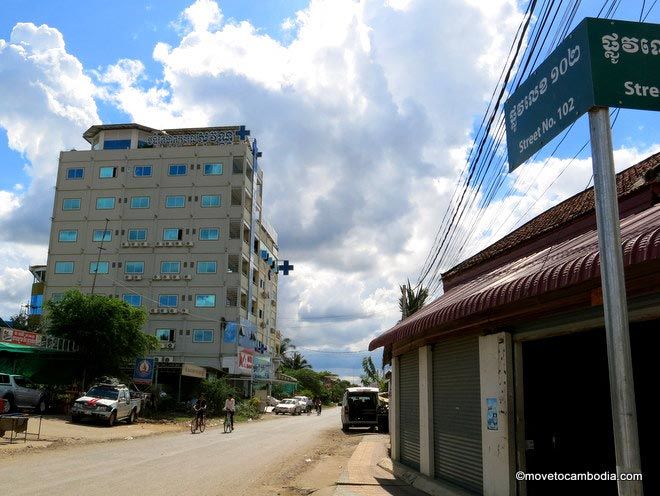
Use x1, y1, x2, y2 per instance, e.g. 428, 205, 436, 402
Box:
71, 383, 141, 426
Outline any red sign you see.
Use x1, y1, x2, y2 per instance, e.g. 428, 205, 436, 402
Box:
237, 347, 254, 375
0, 328, 41, 347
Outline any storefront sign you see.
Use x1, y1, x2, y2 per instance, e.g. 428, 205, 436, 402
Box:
253, 355, 272, 381
505, 18, 660, 171
133, 358, 155, 385
181, 363, 206, 379
0, 328, 41, 347
237, 347, 254, 375
486, 397, 499, 431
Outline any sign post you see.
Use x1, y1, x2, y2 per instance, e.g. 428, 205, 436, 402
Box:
504, 18, 660, 495
588, 107, 642, 496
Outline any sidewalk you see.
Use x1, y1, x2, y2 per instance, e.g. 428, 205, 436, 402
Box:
334, 434, 428, 496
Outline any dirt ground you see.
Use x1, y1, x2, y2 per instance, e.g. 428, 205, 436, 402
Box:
248, 428, 366, 496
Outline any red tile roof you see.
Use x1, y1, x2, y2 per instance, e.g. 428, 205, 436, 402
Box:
369, 195, 660, 351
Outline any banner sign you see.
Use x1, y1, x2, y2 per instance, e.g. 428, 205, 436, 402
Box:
253, 355, 272, 381
181, 363, 206, 379
237, 347, 254, 375
133, 358, 155, 385
223, 322, 238, 343
0, 328, 41, 347
505, 17, 660, 171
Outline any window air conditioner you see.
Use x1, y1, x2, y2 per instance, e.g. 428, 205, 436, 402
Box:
174, 241, 183, 247
155, 242, 163, 247
131, 242, 139, 247
134, 275, 143, 281
166, 343, 175, 350
153, 275, 162, 280
173, 275, 181, 280
163, 356, 172, 361
168, 308, 178, 314
159, 308, 168, 314
186, 241, 194, 247
149, 308, 158, 314
125, 275, 134, 281
183, 275, 192, 280
165, 242, 174, 247
181, 309, 190, 315
121, 242, 130, 248
141, 242, 149, 247
163, 275, 171, 280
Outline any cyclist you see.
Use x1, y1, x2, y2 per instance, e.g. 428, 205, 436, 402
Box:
224, 394, 235, 430
194, 394, 207, 427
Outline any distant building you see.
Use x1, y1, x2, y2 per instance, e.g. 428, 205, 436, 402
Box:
370, 152, 660, 495
44, 123, 283, 387
28, 265, 47, 317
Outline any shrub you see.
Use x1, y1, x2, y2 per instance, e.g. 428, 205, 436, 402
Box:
201, 378, 238, 415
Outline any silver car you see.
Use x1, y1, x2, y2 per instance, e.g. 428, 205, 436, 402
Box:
0, 374, 47, 413
273, 398, 302, 415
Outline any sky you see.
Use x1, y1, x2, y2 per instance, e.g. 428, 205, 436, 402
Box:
0, 0, 659, 381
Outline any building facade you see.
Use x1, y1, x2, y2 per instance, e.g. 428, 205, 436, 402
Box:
370, 153, 660, 495
44, 124, 282, 378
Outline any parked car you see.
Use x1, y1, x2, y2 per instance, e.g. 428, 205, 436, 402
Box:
273, 398, 303, 415
71, 383, 141, 426
0, 373, 47, 413
293, 395, 313, 413
341, 387, 380, 432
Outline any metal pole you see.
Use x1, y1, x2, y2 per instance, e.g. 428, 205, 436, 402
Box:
588, 107, 643, 496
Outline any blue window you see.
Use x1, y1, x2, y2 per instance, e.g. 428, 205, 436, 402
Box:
54, 261, 74, 274
199, 228, 219, 241
168, 164, 187, 176
29, 295, 43, 316
62, 198, 81, 211
99, 166, 116, 178
165, 195, 185, 208
163, 228, 182, 241
159, 295, 178, 307
93, 230, 112, 242
66, 168, 84, 180
123, 294, 142, 307
155, 329, 172, 341
204, 163, 223, 175
160, 261, 181, 274
134, 166, 152, 177
201, 195, 220, 208
128, 229, 147, 241
137, 140, 153, 149
131, 196, 150, 209
193, 329, 214, 343
103, 139, 131, 150
58, 230, 78, 242
89, 261, 109, 274
96, 197, 115, 210
195, 294, 216, 308
125, 261, 144, 274
197, 261, 217, 274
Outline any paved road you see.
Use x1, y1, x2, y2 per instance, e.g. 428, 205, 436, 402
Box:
2, 408, 342, 496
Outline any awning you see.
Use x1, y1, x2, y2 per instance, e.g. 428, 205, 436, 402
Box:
370, 203, 660, 351
0, 342, 42, 354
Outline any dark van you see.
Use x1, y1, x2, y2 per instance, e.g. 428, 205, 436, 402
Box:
341, 387, 379, 431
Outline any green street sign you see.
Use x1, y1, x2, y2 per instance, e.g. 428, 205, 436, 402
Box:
505, 18, 660, 171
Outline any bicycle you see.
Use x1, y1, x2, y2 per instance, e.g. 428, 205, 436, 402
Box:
191, 413, 206, 434
224, 411, 233, 433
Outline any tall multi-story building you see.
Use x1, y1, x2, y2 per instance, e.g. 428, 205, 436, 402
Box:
44, 124, 282, 383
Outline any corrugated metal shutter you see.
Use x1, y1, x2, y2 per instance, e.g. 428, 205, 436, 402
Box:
433, 336, 483, 494
399, 351, 420, 470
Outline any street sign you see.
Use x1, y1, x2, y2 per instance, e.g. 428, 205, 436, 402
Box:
133, 358, 155, 385
505, 18, 660, 171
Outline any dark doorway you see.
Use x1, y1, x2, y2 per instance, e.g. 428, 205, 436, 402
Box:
521, 320, 656, 495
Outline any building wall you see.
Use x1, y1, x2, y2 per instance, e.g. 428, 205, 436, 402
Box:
44, 128, 280, 370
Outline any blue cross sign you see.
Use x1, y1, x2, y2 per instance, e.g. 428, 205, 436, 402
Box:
236, 125, 251, 140
278, 260, 294, 275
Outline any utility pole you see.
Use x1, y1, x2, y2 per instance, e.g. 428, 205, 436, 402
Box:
91, 218, 110, 295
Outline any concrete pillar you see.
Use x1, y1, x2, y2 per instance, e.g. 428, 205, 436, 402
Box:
479, 333, 515, 496
419, 346, 434, 477
391, 355, 400, 461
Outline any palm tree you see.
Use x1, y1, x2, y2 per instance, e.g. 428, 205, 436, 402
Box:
399, 279, 429, 320
287, 351, 312, 370
278, 337, 295, 357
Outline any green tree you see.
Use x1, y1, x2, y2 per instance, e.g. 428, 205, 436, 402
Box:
285, 368, 323, 398
360, 356, 386, 390
7, 313, 41, 331
399, 279, 429, 319
286, 351, 312, 370
45, 290, 157, 381
201, 378, 238, 415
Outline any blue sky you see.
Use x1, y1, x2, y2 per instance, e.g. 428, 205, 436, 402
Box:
0, 0, 659, 379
